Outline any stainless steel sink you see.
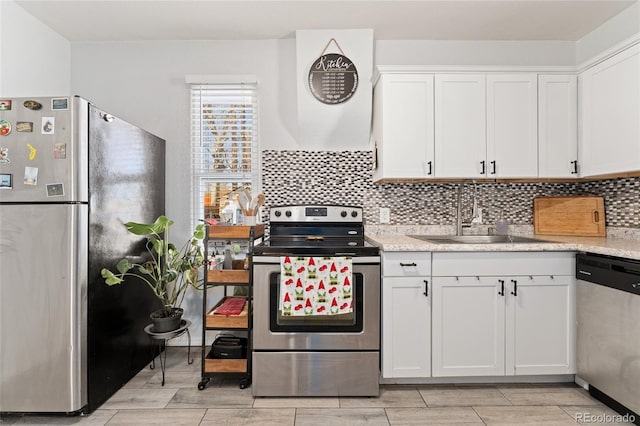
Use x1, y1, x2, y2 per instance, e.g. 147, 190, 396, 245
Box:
408, 235, 553, 244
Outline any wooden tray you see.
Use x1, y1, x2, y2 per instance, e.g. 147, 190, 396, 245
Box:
204, 358, 247, 373
208, 224, 265, 239
206, 297, 249, 328
533, 196, 605, 236
207, 269, 250, 284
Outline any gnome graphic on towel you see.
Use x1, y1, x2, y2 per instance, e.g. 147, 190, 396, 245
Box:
342, 276, 352, 299
304, 298, 313, 315
283, 256, 293, 276
330, 297, 339, 314
317, 280, 328, 303
295, 278, 304, 301
307, 257, 317, 279
329, 262, 339, 286
282, 292, 292, 316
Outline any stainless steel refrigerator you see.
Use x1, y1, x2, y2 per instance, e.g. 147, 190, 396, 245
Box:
0, 96, 165, 413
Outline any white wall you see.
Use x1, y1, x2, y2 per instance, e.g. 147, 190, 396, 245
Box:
71, 40, 298, 239
576, 2, 640, 67
0, 0, 70, 97
376, 40, 576, 67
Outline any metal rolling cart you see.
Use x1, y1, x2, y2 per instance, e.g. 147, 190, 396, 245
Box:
198, 224, 264, 390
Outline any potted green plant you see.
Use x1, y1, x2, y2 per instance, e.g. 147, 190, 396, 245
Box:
101, 215, 206, 332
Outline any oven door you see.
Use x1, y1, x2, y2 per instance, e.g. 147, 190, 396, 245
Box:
253, 256, 380, 351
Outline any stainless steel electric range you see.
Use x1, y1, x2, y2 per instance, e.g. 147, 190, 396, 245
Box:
252, 205, 380, 396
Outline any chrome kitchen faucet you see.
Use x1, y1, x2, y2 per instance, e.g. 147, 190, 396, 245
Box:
455, 181, 482, 235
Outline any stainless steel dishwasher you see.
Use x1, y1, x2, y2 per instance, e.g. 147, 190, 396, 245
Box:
576, 253, 640, 423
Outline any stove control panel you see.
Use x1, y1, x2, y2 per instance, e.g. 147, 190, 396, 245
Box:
270, 205, 363, 223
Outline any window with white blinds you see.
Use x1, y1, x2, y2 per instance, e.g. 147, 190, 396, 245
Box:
190, 83, 259, 224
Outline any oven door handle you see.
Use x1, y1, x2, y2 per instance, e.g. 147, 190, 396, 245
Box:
253, 256, 381, 264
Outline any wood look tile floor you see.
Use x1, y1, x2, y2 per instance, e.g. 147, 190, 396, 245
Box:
0, 348, 634, 425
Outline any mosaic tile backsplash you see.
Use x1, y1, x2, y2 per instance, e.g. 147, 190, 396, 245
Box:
262, 150, 640, 228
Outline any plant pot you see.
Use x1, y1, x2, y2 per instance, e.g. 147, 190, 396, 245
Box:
150, 307, 184, 332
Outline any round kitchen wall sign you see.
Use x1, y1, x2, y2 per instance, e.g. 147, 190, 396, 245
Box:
308, 46, 358, 104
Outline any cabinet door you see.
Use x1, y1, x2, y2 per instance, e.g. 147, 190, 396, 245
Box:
486, 74, 538, 178
373, 74, 434, 180
435, 74, 486, 178
538, 75, 578, 178
432, 276, 505, 377
505, 275, 576, 376
580, 44, 640, 177
382, 277, 431, 378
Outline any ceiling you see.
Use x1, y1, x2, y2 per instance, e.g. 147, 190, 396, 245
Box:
14, 0, 637, 42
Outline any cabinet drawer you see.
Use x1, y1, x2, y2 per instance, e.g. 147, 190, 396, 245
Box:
382, 252, 431, 276
432, 252, 574, 276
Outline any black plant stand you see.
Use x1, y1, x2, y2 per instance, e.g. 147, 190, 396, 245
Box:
144, 320, 193, 386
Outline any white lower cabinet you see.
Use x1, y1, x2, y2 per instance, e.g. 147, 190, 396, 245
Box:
431, 252, 576, 378
381, 252, 431, 378
432, 274, 575, 377
382, 251, 576, 380
432, 276, 505, 377
382, 277, 431, 378
507, 275, 575, 376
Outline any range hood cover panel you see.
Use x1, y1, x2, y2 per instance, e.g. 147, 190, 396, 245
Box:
296, 29, 374, 150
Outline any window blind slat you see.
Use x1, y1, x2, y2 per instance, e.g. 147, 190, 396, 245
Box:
191, 83, 259, 224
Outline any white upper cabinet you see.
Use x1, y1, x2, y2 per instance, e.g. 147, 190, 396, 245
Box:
435, 73, 538, 178
538, 75, 578, 178
372, 69, 583, 180
373, 74, 435, 181
486, 74, 538, 178
580, 44, 640, 177
435, 74, 487, 178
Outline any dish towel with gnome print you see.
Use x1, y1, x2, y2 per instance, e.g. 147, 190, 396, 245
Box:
280, 256, 353, 316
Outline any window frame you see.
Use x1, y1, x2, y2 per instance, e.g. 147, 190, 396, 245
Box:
190, 80, 260, 225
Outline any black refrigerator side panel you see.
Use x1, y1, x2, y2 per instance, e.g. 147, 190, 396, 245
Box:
86, 105, 165, 411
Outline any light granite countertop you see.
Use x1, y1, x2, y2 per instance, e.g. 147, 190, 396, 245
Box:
365, 226, 640, 261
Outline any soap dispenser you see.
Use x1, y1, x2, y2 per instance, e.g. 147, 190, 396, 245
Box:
495, 210, 509, 235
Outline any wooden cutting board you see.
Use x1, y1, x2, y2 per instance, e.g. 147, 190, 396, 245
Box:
533, 196, 606, 236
